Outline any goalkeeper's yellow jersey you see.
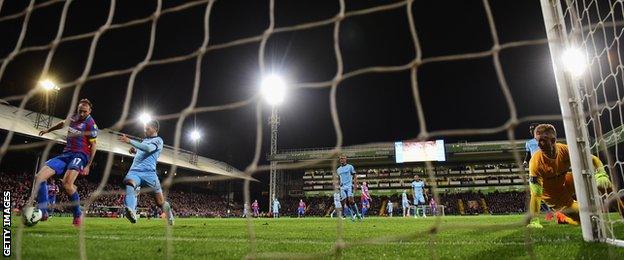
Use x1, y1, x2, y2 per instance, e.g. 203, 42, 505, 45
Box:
528, 143, 573, 202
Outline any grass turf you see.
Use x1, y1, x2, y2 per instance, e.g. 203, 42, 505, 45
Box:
10, 214, 624, 259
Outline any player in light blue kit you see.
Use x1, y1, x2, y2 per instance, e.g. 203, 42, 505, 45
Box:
337, 155, 362, 221
387, 200, 394, 217
331, 192, 343, 218
523, 123, 540, 167
411, 175, 426, 218
243, 203, 249, 218
272, 198, 281, 218
118, 120, 174, 225
401, 190, 410, 217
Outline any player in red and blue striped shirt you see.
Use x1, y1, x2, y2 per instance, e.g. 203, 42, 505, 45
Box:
297, 199, 306, 218
360, 182, 371, 218
251, 200, 259, 217
46, 179, 59, 216
31, 99, 98, 227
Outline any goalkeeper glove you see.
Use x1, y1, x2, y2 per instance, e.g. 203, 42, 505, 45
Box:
595, 170, 612, 191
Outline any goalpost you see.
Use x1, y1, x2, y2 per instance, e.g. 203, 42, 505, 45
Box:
541, 0, 624, 246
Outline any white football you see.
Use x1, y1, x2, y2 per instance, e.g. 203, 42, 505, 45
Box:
22, 206, 42, 227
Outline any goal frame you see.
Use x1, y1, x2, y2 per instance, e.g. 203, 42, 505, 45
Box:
540, 0, 613, 244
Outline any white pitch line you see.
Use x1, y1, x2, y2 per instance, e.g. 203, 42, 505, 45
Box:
23, 233, 577, 246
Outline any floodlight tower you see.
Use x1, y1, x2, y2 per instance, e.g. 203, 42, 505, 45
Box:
34, 79, 59, 130
261, 74, 286, 210
189, 128, 201, 165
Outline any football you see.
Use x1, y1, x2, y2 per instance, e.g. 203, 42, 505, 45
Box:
22, 206, 42, 227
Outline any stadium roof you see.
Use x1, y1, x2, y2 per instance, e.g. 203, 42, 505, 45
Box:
0, 103, 254, 181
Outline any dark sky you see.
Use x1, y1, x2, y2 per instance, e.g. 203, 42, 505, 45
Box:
0, 0, 564, 172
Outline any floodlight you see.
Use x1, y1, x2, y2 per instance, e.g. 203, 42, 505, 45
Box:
190, 129, 202, 142
562, 47, 587, 77
39, 79, 59, 91
260, 74, 286, 106
138, 112, 152, 125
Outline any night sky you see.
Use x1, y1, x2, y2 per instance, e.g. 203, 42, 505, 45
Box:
0, 0, 564, 174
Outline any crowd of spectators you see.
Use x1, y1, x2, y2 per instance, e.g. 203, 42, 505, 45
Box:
3, 171, 529, 218
1, 171, 241, 218
484, 191, 526, 214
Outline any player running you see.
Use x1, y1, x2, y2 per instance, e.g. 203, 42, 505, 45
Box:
360, 181, 371, 218
527, 124, 612, 228
118, 119, 174, 225
337, 155, 362, 221
252, 199, 260, 217
387, 200, 394, 217
32, 99, 98, 226
272, 198, 281, 218
411, 175, 426, 218
297, 199, 306, 218
402, 190, 410, 217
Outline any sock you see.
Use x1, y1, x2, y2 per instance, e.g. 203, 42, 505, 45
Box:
529, 192, 541, 218
125, 185, 137, 211
36, 182, 48, 215
344, 206, 351, 217
162, 201, 173, 219
69, 192, 81, 218
361, 207, 368, 217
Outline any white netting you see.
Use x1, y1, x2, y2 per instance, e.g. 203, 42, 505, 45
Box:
2, 0, 616, 258
556, 0, 624, 246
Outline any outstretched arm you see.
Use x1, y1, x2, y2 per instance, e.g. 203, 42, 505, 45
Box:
118, 134, 157, 153
39, 120, 65, 136
527, 160, 544, 228
129, 140, 157, 153
82, 140, 97, 176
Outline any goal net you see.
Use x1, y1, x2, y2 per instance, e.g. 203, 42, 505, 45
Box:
541, 0, 624, 247
1, 0, 623, 259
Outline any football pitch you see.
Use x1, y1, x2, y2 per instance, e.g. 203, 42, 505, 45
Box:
12, 215, 624, 259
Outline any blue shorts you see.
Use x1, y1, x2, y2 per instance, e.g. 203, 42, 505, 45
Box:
413, 194, 425, 205
124, 170, 163, 194
340, 185, 353, 200
402, 201, 409, 208
48, 195, 56, 204
46, 152, 88, 175
298, 208, 305, 214
362, 199, 369, 207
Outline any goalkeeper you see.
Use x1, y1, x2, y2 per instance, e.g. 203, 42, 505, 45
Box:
527, 124, 612, 228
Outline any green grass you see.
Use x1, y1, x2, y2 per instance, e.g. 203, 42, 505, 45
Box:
10, 215, 624, 259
